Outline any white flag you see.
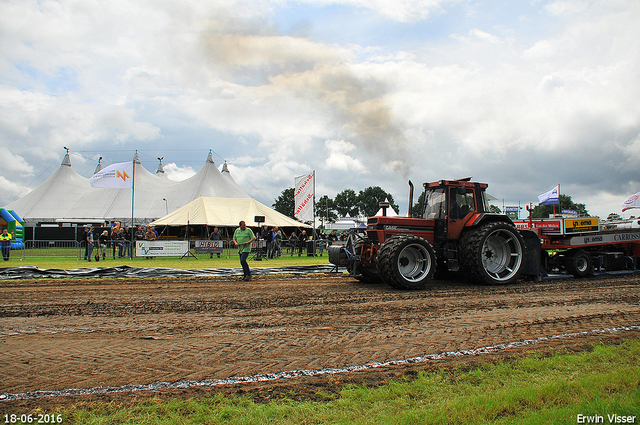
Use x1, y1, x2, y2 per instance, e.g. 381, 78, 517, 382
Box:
622, 191, 640, 212
90, 161, 133, 188
538, 185, 559, 205
294, 172, 314, 222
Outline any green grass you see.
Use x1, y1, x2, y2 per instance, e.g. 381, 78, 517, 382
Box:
54, 338, 640, 424
2, 252, 331, 270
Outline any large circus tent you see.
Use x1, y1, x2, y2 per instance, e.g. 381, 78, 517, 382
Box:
4, 150, 307, 230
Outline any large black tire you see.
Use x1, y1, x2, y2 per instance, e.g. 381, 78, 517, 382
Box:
459, 222, 524, 285
563, 249, 593, 277
376, 234, 436, 290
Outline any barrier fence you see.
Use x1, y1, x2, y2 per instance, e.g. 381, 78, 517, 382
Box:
11, 239, 341, 260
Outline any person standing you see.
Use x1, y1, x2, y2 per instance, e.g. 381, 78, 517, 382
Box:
274, 229, 283, 257
233, 221, 256, 281
209, 227, 222, 258
0, 228, 13, 261
86, 226, 94, 262
99, 230, 109, 261
298, 230, 307, 256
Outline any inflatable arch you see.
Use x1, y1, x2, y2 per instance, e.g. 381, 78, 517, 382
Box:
0, 208, 25, 249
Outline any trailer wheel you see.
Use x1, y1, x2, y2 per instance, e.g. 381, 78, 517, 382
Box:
564, 250, 593, 277
460, 222, 524, 285
377, 235, 436, 290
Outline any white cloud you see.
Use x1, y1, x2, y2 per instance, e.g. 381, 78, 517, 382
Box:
323, 139, 368, 173
164, 163, 197, 181
1, 0, 640, 219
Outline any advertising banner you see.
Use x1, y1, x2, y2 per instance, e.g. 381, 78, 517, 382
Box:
294, 172, 315, 222
136, 240, 189, 257
90, 161, 134, 188
564, 217, 599, 234
194, 240, 224, 254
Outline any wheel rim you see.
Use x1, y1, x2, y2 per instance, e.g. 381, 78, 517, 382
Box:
576, 256, 588, 273
397, 243, 432, 282
481, 229, 522, 282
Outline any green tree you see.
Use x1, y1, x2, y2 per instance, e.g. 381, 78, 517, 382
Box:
411, 191, 426, 218
531, 194, 589, 218
358, 186, 399, 218
272, 187, 295, 218
489, 204, 502, 214
333, 189, 359, 217
316, 195, 338, 224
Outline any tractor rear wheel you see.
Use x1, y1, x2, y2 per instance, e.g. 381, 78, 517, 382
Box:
377, 234, 436, 290
460, 222, 524, 285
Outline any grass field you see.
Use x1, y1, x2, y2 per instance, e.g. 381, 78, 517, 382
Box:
53, 338, 640, 424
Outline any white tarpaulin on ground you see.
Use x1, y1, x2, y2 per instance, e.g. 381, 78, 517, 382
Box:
150, 197, 311, 228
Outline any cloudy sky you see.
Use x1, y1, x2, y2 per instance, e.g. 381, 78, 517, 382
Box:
1, 0, 639, 219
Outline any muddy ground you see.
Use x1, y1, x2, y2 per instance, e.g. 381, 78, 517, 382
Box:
1, 272, 639, 413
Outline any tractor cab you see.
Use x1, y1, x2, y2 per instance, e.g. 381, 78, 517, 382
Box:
421, 179, 492, 241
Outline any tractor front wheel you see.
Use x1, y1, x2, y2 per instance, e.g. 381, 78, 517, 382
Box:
377, 235, 436, 290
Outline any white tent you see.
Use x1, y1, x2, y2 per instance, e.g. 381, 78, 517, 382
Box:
5, 151, 252, 225
151, 197, 312, 228
4, 153, 91, 223
374, 199, 398, 217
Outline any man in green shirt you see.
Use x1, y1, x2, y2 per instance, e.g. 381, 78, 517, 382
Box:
233, 221, 256, 281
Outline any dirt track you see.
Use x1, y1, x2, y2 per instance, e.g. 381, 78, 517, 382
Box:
1, 273, 639, 412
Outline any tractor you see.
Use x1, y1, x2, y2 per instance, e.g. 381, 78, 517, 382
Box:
329, 179, 540, 289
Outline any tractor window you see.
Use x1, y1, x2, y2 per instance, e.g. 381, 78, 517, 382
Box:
450, 188, 476, 219
423, 188, 446, 219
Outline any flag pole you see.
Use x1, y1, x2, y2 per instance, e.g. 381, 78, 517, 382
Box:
313, 170, 316, 242
130, 153, 136, 260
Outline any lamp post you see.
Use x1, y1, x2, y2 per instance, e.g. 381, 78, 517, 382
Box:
324, 195, 329, 227
162, 198, 168, 215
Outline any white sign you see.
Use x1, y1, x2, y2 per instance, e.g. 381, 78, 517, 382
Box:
294, 172, 315, 222
136, 240, 189, 257
195, 240, 224, 253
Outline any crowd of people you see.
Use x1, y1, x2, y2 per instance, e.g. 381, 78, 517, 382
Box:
83, 222, 159, 262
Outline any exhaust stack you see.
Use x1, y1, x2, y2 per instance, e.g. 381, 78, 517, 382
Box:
408, 180, 414, 217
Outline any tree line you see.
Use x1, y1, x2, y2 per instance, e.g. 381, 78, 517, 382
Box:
272, 186, 399, 222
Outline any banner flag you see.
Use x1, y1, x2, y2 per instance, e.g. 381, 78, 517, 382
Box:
90, 161, 134, 188
538, 185, 559, 205
621, 191, 640, 212
294, 172, 315, 222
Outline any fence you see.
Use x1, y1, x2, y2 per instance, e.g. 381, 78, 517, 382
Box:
12, 239, 338, 260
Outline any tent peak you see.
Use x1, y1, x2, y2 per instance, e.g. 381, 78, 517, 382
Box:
133, 151, 141, 164
207, 150, 215, 165
221, 161, 230, 173
61, 147, 71, 167
93, 157, 102, 174
156, 157, 165, 175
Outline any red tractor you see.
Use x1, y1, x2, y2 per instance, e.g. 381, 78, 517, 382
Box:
329, 178, 540, 289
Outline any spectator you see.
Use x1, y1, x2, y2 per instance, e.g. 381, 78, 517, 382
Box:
0, 228, 13, 261
274, 229, 283, 257
99, 230, 109, 261
298, 230, 307, 256
288, 232, 298, 256
86, 226, 94, 262
209, 227, 222, 258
